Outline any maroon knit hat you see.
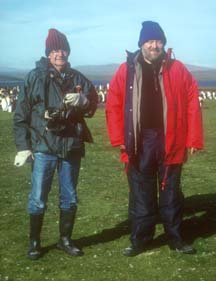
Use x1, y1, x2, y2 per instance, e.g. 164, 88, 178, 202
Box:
45, 28, 70, 56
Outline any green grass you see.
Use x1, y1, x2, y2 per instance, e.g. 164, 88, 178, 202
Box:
0, 101, 216, 281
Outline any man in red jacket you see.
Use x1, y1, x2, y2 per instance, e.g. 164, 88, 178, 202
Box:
106, 21, 203, 256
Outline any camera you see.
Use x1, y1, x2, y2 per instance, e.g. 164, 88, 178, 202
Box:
44, 107, 84, 138
44, 107, 66, 120
44, 107, 67, 132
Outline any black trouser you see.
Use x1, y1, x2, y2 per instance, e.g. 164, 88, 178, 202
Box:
127, 129, 184, 248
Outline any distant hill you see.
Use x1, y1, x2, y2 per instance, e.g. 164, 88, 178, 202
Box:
76, 64, 119, 76
185, 64, 216, 81
0, 64, 216, 86
76, 63, 216, 83
185, 64, 215, 72
0, 74, 25, 82
190, 70, 216, 81
0, 68, 28, 84
75, 64, 119, 84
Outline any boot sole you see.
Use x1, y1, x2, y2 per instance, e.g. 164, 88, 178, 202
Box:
27, 252, 42, 260
56, 243, 84, 256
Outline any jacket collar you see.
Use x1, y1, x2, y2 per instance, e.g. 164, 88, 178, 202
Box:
126, 48, 173, 69
35, 57, 71, 73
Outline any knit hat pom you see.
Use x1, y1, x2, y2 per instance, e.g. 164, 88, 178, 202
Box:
45, 28, 70, 57
138, 21, 166, 47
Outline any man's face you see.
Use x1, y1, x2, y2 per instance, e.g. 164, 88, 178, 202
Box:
141, 40, 164, 63
48, 49, 69, 71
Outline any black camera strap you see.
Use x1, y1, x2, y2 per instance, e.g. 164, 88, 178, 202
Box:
44, 73, 51, 110
29, 73, 58, 155
29, 125, 56, 154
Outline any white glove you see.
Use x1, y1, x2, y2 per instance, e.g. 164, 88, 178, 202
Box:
63, 93, 89, 109
14, 150, 32, 167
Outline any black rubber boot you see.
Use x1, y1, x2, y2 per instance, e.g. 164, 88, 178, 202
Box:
56, 207, 84, 256
27, 214, 44, 260
123, 244, 146, 257
169, 239, 196, 254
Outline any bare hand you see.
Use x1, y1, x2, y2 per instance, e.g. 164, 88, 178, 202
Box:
189, 147, 198, 155
120, 144, 126, 152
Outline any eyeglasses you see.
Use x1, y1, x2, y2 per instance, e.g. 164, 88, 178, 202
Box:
50, 49, 68, 56
145, 40, 164, 47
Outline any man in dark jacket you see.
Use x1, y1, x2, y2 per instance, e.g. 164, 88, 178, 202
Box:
13, 28, 98, 260
106, 21, 203, 256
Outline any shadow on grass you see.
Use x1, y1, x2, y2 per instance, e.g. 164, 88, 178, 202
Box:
75, 193, 216, 249
42, 193, 216, 254
40, 243, 58, 257
182, 193, 216, 243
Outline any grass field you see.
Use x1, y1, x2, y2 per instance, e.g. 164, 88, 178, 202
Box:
0, 101, 216, 281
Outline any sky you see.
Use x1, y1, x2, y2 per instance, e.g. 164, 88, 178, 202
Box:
1, 0, 216, 70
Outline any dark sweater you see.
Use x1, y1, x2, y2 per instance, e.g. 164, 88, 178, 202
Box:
140, 57, 164, 129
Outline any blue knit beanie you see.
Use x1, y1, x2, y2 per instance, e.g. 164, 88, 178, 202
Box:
138, 21, 166, 47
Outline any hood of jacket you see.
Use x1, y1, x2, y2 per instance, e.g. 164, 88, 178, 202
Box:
35, 56, 72, 73
125, 48, 173, 67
